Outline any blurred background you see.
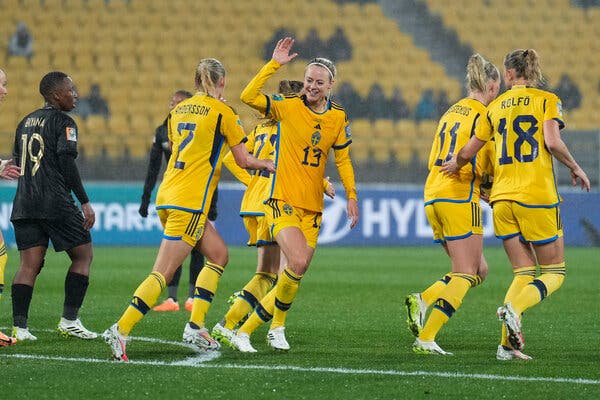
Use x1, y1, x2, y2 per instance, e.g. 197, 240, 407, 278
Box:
1, 0, 598, 186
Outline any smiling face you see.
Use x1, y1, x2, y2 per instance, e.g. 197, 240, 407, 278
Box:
303, 64, 333, 107
0, 69, 7, 104
54, 76, 78, 112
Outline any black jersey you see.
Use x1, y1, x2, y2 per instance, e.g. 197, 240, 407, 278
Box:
11, 107, 81, 220
141, 119, 171, 204
154, 119, 172, 160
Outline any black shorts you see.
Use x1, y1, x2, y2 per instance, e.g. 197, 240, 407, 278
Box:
12, 212, 92, 252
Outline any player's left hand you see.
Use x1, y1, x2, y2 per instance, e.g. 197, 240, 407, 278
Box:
571, 166, 591, 192
347, 198, 359, 229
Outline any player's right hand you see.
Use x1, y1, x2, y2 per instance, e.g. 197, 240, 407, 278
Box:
262, 159, 276, 173
81, 202, 95, 230
0, 159, 21, 180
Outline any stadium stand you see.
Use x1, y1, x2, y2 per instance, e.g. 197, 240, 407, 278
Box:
426, 0, 600, 130
0, 0, 598, 183
0, 0, 459, 167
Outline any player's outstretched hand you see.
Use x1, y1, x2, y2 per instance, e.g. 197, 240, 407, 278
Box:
272, 37, 298, 66
0, 159, 21, 180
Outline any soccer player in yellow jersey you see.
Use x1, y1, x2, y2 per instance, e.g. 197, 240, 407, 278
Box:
442, 49, 590, 359
102, 58, 275, 361
230, 37, 359, 352
212, 80, 335, 347
0, 68, 21, 347
404, 54, 501, 356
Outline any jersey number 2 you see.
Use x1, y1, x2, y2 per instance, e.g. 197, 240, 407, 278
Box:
173, 123, 197, 170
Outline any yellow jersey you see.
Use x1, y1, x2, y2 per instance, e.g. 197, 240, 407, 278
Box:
241, 60, 357, 212
424, 98, 494, 204
475, 85, 564, 207
223, 121, 278, 215
156, 92, 246, 212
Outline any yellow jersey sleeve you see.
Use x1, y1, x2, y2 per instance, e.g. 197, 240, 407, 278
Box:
334, 143, 358, 200
544, 92, 565, 129
240, 59, 281, 115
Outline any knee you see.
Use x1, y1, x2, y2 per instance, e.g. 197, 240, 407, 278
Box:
74, 252, 93, 269
286, 254, 310, 275
71, 245, 93, 266
477, 261, 489, 282
211, 249, 229, 268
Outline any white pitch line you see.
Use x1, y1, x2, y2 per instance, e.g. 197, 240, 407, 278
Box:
1, 326, 204, 349
1, 353, 598, 385
2, 327, 598, 385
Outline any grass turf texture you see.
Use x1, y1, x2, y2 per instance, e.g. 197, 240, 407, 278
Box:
1, 246, 599, 399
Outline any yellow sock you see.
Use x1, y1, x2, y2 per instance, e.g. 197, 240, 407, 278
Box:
189, 261, 224, 328
421, 273, 451, 307
511, 263, 565, 315
224, 272, 276, 329
271, 267, 302, 329
500, 266, 535, 347
238, 289, 276, 335
0, 242, 6, 300
419, 273, 473, 341
117, 272, 166, 336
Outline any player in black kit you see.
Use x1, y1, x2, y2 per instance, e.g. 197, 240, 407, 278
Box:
10, 71, 97, 341
139, 90, 218, 312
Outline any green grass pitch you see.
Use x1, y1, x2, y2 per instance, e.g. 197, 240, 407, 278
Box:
1, 246, 599, 399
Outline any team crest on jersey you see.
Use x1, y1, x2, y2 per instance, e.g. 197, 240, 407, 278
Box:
311, 131, 321, 146
66, 127, 77, 142
272, 94, 283, 101
283, 203, 293, 216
